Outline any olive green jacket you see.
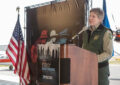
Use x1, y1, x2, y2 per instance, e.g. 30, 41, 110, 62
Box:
82, 24, 113, 63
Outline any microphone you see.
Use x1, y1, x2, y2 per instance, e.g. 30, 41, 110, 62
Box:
72, 26, 89, 40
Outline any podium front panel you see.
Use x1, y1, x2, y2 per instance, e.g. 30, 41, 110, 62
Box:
60, 44, 98, 85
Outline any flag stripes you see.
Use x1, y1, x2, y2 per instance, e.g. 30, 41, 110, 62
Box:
6, 14, 30, 85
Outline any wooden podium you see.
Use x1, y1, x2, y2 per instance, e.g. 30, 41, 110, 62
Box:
60, 44, 98, 85
37, 44, 98, 85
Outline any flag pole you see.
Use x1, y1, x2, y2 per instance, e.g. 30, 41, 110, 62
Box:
24, 7, 27, 46
16, 6, 20, 14
16, 6, 21, 85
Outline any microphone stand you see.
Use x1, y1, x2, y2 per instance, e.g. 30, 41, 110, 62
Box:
68, 33, 81, 46
69, 26, 89, 45
77, 34, 80, 47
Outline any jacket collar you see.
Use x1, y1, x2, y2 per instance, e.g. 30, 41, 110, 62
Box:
89, 24, 104, 32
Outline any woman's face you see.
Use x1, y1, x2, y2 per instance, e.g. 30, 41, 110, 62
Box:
89, 12, 102, 27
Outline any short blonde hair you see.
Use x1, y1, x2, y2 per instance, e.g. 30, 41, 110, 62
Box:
90, 8, 104, 21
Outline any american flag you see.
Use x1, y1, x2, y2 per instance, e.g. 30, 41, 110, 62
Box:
6, 14, 30, 85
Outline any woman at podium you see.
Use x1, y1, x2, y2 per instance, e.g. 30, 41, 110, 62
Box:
82, 8, 113, 85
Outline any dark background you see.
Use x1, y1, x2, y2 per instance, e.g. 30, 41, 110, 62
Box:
26, 0, 85, 84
